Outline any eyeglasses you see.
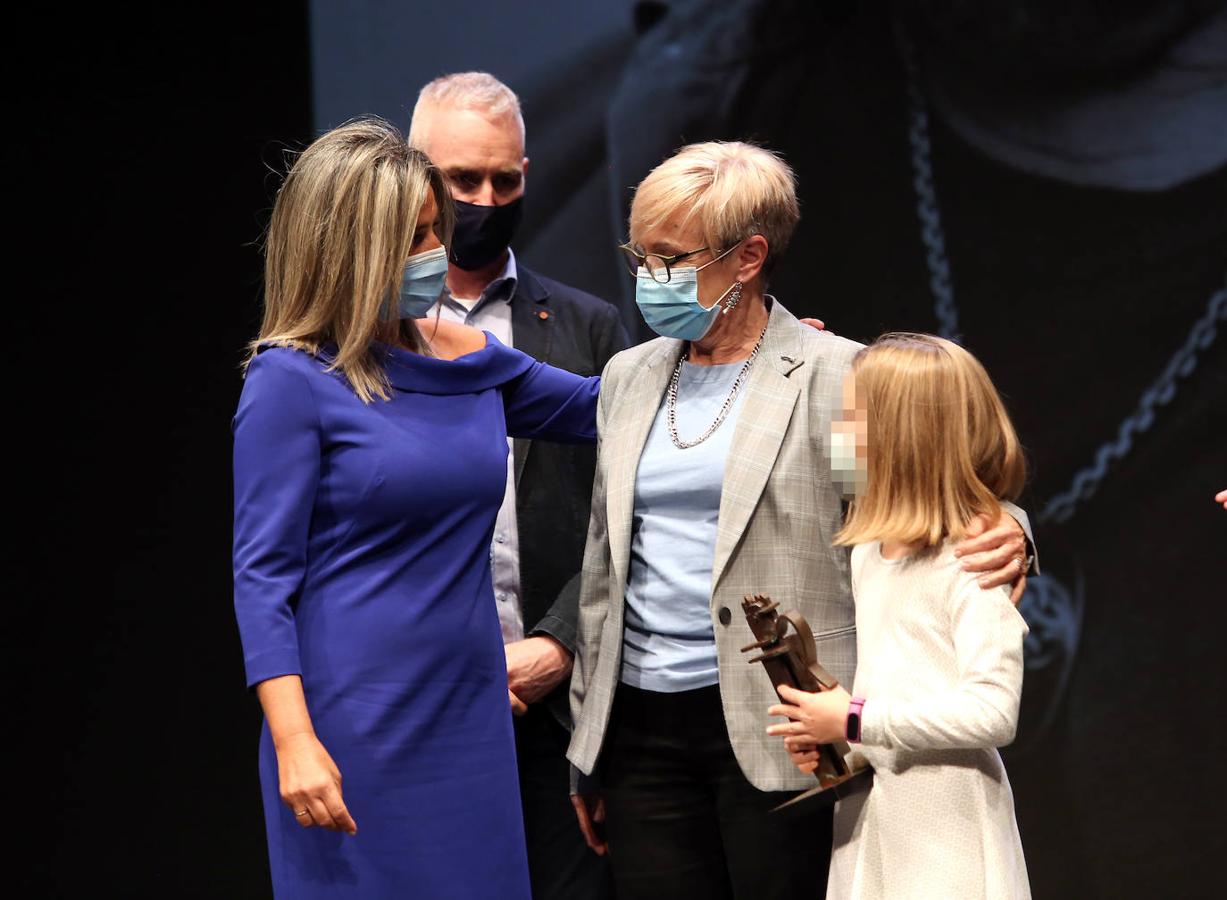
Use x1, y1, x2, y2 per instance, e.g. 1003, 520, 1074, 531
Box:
618, 242, 734, 284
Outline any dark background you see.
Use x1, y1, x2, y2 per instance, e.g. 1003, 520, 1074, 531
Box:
43, 1, 1225, 896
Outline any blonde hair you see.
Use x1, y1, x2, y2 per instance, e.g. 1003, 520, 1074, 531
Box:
250, 117, 454, 403
628, 141, 800, 274
835, 333, 1026, 548
408, 71, 525, 148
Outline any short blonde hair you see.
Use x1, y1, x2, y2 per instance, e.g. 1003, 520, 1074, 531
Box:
408, 71, 525, 148
628, 141, 800, 274
835, 334, 1026, 548
250, 117, 455, 403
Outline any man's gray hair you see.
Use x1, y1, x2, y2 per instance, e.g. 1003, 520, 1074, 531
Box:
409, 72, 525, 148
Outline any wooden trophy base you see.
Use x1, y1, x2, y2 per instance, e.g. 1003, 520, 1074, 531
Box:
772, 765, 874, 814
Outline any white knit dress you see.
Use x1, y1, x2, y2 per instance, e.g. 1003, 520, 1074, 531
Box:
827, 541, 1031, 900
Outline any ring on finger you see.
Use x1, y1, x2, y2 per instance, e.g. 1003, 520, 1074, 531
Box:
295, 809, 310, 818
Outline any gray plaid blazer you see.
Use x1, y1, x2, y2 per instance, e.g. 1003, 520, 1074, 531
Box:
567, 299, 866, 792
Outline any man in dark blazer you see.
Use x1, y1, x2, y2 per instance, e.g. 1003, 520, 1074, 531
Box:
410, 72, 626, 900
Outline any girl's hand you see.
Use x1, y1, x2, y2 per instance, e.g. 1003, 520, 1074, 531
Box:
766, 684, 852, 746
275, 732, 358, 835
784, 740, 822, 774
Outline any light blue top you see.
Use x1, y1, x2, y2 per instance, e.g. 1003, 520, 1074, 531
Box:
621, 359, 747, 693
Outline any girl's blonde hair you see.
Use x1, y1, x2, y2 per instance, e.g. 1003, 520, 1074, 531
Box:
629, 141, 799, 275
248, 117, 455, 403
835, 333, 1026, 548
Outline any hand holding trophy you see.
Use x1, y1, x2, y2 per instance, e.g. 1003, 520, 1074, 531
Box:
742, 594, 872, 810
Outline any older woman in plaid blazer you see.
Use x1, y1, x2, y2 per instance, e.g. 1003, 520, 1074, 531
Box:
566, 142, 1033, 900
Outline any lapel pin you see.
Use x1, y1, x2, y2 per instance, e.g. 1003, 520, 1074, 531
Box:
537, 310, 550, 320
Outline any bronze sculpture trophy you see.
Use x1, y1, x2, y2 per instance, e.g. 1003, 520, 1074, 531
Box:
741, 594, 872, 810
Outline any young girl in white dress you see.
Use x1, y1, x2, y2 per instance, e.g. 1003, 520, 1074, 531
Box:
766, 333, 1032, 899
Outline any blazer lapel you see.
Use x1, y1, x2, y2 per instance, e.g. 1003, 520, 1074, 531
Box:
710, 299, 804, 592
510, 268, 552, 489
606, 340, 678, 595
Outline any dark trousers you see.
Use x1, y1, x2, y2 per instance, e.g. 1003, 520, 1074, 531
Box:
600, 683, 832, 900
516, 703, 615, 900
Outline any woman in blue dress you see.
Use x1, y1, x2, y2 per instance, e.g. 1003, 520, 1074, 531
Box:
232, 118, 599, 898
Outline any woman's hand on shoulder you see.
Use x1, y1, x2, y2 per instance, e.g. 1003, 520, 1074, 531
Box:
417, 317, 487, 360
953, 508, 1028, 604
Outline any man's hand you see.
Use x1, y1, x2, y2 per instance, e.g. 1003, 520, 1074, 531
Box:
954, 508, 1028, 605
799, 317, 827, 332
571, 792, 608, 855
508, 688, 527, 716
766, 683, 852, 747
505, 635, 573, 707
1216, 489, 1227, 510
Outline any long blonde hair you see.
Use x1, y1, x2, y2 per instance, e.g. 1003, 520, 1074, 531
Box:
834, 333, 1026, 548
249, 117, 455, 403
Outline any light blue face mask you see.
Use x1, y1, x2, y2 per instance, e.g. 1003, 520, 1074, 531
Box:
383, 246, 449, 321
633, 245, 739, 341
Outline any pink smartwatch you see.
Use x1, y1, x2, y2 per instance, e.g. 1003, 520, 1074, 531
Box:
846, 697, 866, 743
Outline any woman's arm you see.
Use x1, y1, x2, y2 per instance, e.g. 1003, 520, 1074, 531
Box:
233, 349, 355, 834
424, 320, 601, 442
568, 358, 617, 855
502, 360, 600, 444
256, 675, 356, 834
568, 365, 613, 732
233, 350, 318, 687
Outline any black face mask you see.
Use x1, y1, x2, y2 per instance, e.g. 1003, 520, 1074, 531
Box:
449, 197, 524, 271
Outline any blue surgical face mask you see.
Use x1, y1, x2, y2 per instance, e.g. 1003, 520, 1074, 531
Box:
633, 245, 739, 341
384, 246, 449, 321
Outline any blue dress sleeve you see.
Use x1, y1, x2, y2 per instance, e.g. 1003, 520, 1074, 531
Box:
232, 348, 320, 688
494, 341, 600, 444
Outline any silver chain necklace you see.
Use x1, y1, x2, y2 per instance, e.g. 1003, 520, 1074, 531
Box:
666, 328, 767, 449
